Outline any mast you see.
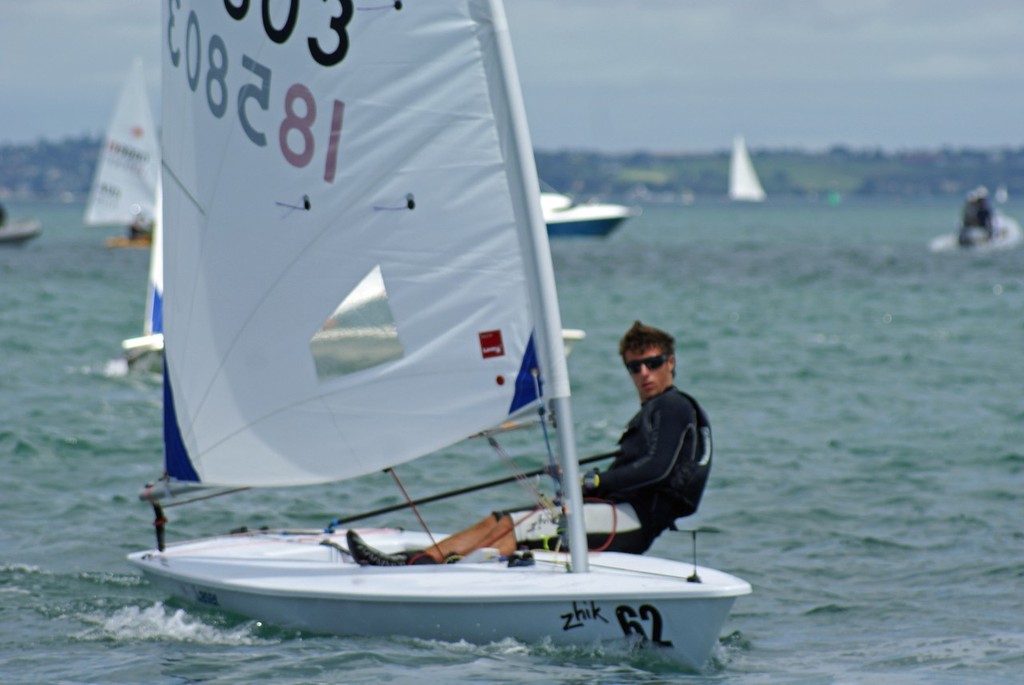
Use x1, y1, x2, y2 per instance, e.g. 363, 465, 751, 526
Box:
487, 0, 588, 571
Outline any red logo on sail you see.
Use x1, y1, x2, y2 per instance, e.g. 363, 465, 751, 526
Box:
479, 330, 505, 358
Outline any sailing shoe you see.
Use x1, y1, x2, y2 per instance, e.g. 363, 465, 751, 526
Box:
507, 550, 535, 567
346, 530, 409, 567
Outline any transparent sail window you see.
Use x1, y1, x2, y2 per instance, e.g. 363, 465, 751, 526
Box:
310, 265, 404, 380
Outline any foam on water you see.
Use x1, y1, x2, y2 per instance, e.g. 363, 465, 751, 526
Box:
74, 602, 265, 645
102, 357, 130, 378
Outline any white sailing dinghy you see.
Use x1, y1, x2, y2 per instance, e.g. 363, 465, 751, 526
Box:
84, 58, 160, 248
128, 1, 749, 669
121, 176, 164, 372
729, 136, 766, 202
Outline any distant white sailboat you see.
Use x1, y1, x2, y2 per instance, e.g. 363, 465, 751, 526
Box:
84, 59, 160, 248
729, 136, 766, 202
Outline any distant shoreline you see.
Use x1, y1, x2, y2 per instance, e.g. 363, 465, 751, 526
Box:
3, 135, 1022, 202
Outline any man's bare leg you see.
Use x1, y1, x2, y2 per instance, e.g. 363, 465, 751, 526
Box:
415, 513, 516, 562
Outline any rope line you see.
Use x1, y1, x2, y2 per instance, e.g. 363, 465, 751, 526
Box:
385, 467, 441, 551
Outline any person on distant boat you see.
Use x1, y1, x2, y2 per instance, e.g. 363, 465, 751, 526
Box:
129, 216, 150, 241
959, 187, 994, 245
348, 320, 714, 566
976, 187, 994, 237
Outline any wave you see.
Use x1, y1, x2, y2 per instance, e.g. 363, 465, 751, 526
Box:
73, 601, 267, 645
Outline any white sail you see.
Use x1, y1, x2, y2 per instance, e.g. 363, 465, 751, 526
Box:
84, 59, 160, 227
120, 173, 165, 372
729, 135, 766, 202
144, 176, 163, 337
162, 1, 571, 488
119, 176, 163, 368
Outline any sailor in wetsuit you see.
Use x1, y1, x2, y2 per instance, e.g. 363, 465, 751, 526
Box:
347, 320, 714, 565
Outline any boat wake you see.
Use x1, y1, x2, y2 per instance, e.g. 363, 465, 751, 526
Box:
102, 357, 130, 378
412, 633, 720, 674
73, 602, 266, 645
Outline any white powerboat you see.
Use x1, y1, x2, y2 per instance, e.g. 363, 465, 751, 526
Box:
541, 192, 639, 237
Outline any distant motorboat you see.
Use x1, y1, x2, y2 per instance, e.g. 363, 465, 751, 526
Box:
0, 218, 42, 246
930, 189, 1022, 252
930, 212, 1022, 252
541, 192, 639, 237
728, 136, 766, 202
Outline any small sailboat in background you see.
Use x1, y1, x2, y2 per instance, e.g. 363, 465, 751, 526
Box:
128, 1, 749, 670
729, 135, 766, 202
120, 177, 164, 372
84, 59, 160, 248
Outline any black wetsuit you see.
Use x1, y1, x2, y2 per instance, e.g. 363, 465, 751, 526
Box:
592, 386, 712, 553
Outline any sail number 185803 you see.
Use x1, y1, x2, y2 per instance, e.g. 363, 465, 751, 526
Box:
166, 2, 346, 183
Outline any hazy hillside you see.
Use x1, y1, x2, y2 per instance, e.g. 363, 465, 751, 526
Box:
3, 136, 1023, 203
536, 147, 1024, 203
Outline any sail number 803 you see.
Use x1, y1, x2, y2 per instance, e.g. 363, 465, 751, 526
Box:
222, 0, 354, 67
168, 3, 345, 183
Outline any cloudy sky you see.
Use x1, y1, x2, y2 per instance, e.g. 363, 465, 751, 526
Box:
2, 1, 1022, 152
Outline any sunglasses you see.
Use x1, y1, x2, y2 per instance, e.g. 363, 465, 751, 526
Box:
624, 354, 669, 374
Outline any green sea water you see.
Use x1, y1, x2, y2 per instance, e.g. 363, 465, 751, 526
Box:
1, 197, 1022, 684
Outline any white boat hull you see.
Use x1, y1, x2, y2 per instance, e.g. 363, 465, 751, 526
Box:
122, 333, 164, 373
0, 219, 42, 245
541, 193, 639, 237
128, 528, 749, 669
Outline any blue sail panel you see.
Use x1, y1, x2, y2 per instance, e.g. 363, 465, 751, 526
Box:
163, 362, 199, 482
150, 289, 163, 335
509, 334, 542, 414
